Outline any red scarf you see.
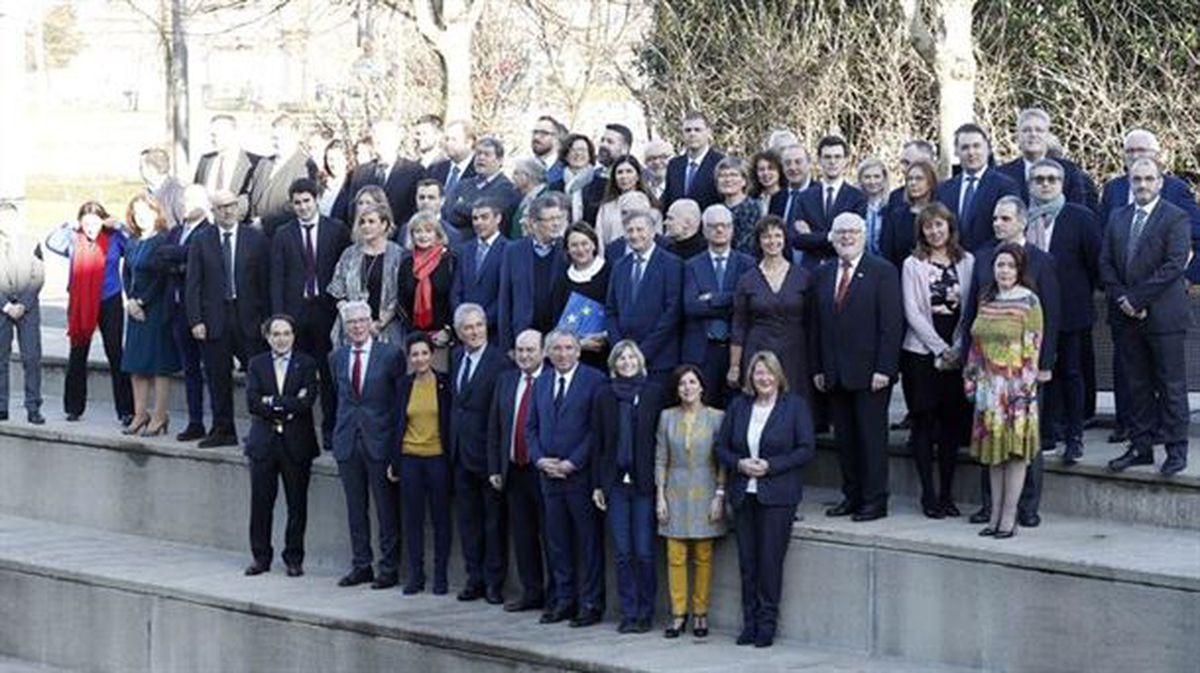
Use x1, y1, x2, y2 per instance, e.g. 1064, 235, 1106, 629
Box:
67, 229, 111, 347
411, 243, 445, 330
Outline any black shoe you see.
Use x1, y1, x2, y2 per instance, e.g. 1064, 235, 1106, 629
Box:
1161, 454, 1188, 476
26, 410, 44, 425
1062, 441, 1083, 466
569, 608, 602, 628
1107, 428, 1128, 444
692, 614, 709, 638
504, 596, 543, 612
65, 413, 81, 422
337, 567, 374, 587
371, 573, 398, 590
540, 606, 575, 624
664, 615, 687, 638
754, 632, 775, 648
993, 526, 1017, 540
286, 564, 304, 577
403, 581, 424, 595
485, 586, 504, 605
978, 526, 997, 537
939, 501, 961, 517
968, 507, 991, 524
0, 411, 8, 421
921, 503, 945, 519
825, 500, 859, 517
633, 618, 652, 634
244, 562, 269, 576
617, 618, 637, 634
1107, 448, 1153, 472
1017, 512, 1041, 528
432, 578, 448, 595
198, 432, 238, 448
119, 414, 134, 427
851, 506, 887, 522
176, 424, 206, 441
457, 584, 484, 602
736, 626, 756, 646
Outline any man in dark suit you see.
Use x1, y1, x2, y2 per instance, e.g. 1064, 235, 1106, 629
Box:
248, 114, 319, 238
790, 136, 868, 269
768, 143, 813, 233
488, 329, 553, 613
243, 315, 319, 577
351, 120, 426, 234
527, 330, 606, 628
329, 301, 403, 588
159, 185, 213, 441
498, 194, 568, 349
194, 114, 259, 200
682, 204, 754, 407
427, 119, 477, 212
582, 124, 633, 226
963, 196, 1061, 527
448, 304, 512, 603
661, 111, 724, 212
445, 136, 521, 236
413, 113, 446, 170
936, 123, 1021, 252
270, 178, 351, 448
1100, 158, 1191, 476
606, 209, 683, 381
1026, 159, 1100, 464
451, 198, 509, 341
998, 108, 1098, 212
813, 213, 903, 521
185, 189, 271, 448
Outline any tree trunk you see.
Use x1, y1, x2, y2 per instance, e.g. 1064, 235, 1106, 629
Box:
0, 3, 28, 204
441, 22, 474, 121
168, 0, 189, 175
934, 0, 976, 175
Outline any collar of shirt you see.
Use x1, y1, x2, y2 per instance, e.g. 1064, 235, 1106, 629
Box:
1137, 196, 1160, 218
299, 216, 319, 229
963, 167, 986, 182
452, 155, 473, 175
464, 344, 485, 369
839, 253, 863, 276
555, 364, 579, 395
477, 172, 498, 188
218, 224, 238, 246
687, 147, 710, 167
789, 179, 811, 194
479, 230, 501, 248
273, 350, 292, 367
822, 178, 845, 195
709, 247, 731, 264
350, 338, 373, 359
632, 242, 656, 264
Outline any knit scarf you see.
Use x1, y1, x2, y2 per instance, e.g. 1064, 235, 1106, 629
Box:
411, 243, 445, 330
1026, 194, 1065, 252
611, 375, 646, 474
67, 229, 110, 347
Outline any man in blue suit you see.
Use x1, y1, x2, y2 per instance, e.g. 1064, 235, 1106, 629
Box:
606, 209, 684, 381
329, 301, 403, 589
527, 330, 606, 628
661, 111, 724, 212
498, 194, 568, 349
936, 123, 1021, 252
768, 144, 814, 250
451, 199, 508, 343
682, 205, 755, 407
789, 136, 868, 269
445, 136, 521, 236
428, 119, 478, 223
998, 108, 1099, 212
1026, 159, 1100, 464
813, 213, 903, 522
1101, 158, 1191, 477
448, 303, 513, 603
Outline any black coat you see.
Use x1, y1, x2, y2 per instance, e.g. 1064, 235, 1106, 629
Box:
810, 254, 904, 391
591, 380, 665, 496
449, 345, 512, 474
269, 216, 352, 317
185, 224, 271, 342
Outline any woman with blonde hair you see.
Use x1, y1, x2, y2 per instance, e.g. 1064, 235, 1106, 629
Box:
327, 203, 405, 345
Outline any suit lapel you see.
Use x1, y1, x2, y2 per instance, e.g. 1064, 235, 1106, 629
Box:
1131, 203, 1164, 262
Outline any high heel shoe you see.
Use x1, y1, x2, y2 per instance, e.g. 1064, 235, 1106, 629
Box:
664, 615, 687, 639
692, 614, 709, 638
993, 525, 1018, 539
142, 419, 170, 437
122, 415, 150, 435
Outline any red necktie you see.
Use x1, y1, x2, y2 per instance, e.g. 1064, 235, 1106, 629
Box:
835, 259, 852, 311
513, 375, 534, 465
351, 348, 363, 397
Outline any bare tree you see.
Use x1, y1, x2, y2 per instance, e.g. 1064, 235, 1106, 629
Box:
901, 0, 976, 175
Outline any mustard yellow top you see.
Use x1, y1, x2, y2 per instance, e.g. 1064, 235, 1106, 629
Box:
402, 376, 442, 456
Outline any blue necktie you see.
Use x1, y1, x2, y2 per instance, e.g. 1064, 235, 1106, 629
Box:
685, 161, 699, 195
784, 188, 800, 224
476, 239, 488, 271
459, 354, 473, 392
630, 254, 645, 302
446, 164, 461, 194
824, 185, 835, 218
960, 175, 979, 223
714, 255, 726, 290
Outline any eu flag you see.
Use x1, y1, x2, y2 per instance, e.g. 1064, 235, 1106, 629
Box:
556, 291, 606, 336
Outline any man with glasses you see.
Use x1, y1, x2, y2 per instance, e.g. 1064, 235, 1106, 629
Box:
642, 139, 672, 202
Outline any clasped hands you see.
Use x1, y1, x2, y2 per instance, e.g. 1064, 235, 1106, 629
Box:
1117, 295, 1147, 320
1, 302, 26, 321
738, 457, 769, 478
536, 457, 576, 480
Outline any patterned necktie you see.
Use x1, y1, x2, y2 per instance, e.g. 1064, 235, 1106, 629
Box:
835, 259, 853, 311
1127, 208, 1148, 266
476, 239, 489, 271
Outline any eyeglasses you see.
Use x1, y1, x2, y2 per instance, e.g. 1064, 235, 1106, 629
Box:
831, 229, 862, 236
1030, 175, 1061, 184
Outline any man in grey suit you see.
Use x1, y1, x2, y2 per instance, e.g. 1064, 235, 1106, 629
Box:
1100, 158, 1191, 476
329, 301, 403, 588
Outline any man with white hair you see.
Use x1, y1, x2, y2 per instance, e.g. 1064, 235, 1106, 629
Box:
812, 212, 903, 522
663, 199, 707, 260
998, 107, 1098, 211
0, 201, 45, 424
642, 138, 673, 202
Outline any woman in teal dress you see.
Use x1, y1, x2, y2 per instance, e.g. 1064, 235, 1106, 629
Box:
120, 195, 181, 437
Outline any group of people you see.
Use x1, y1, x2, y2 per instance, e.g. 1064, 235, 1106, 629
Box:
0, 105, 1193, 646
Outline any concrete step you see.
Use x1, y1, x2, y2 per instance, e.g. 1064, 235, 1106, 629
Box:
0, 657, 76, 673
0, 514, 975, 673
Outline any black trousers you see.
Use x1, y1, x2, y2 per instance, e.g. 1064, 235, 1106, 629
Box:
456, 463, 508, 591
828, 385, 891, 509
338, 436, 400, 575
698, 340, 735, 409
1046, 329, 1088, 445
295, 299, 337, 444
505, 463, 548, 602
65, 295, 132, 419
1122, 326, 1189, 453
248, 444, 312, 567
902, 352, 969, 508
171, 306, 207, 428
734, 495, 794, 639
202, 303, 264, 435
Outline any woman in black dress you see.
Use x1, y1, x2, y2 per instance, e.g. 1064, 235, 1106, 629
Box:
551, 222, 611, 370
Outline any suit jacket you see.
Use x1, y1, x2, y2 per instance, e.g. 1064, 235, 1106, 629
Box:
158, 219, 211, 307
811, 254, 903, 390
715, 393, 814, 508
244, 350, 319, 462
681, 249, 755, 363
591, 380, 665, 496
1099, 199, 1192, 334
997, 156, 1098, 213
451, 235, 509, 334
606, 246, 683, 373
662, 149, 725, 212
526, 364, 606, 493
427, 157, 477, 192
936, 168, 1021, 252
498, 238, 568, 348
793, 181, 868, 260
194, 149, 260, 196
581, 167, 608, 226
449, 345, 512, 474
248, 150, 319, 238
963, 242, 1061, 370
446, 173, 521, 233
269, 216, 351, 317
1100, 174, 1200, 283
329, 340, 402, 462
1043, 203, 1101, 332
880, 203, 918, 268
185, 224, 271, 341
487, 368, 537, 479
393, 371, 452, 469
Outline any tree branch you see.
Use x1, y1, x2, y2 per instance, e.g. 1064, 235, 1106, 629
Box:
899, 0, 937, 68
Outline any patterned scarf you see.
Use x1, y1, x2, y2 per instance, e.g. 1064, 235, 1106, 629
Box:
411, 243, 445, 330
67, 229, 110, 347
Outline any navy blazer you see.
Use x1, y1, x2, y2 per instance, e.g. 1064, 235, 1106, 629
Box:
449, 345, 512, 474
184, 224, 271, 342
662, 149, 725, 212
1099, 199, 1192, 335
329, 340, 402, 462
451, 235, 509, 334
811, 254, 903, 390
879, 204, 918, 269
681, 249, 755, 363
997, 156, 1099, 213
446, 173, 521, 233
591, 380, 665, 496
428, 157, 477, 194
487, 368, 538, 479
269, 216, 351, 317
794, 181, 868, 252
497, 238, 568, 349
1100, 174, 1200, 283
526, 364, 606, 493
606, 246, 683, 373
1045, 203, 1101, 332
244, 350, 319, 463
768, 182, 811, 227
158, 220, 211, 308
963, 242, 1061, 371
936, 168, 1021, 252
392, 371, 452, 470
603, 233, 667, 265
715, 393, 815, 508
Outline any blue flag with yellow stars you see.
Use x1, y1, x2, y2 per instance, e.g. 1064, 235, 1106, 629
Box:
556, 291, 606, 335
